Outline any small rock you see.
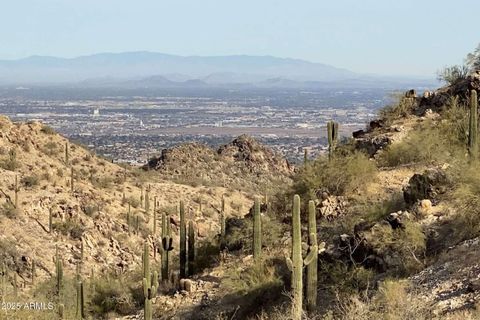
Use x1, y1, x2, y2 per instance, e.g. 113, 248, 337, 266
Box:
417, 199, 433, 216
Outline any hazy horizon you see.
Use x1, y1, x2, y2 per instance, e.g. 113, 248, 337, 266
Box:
2, 0, 479, 78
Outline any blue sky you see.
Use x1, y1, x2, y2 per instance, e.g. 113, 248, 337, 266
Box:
1, 0, 478, 77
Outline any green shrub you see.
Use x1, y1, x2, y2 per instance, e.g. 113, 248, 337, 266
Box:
378, 100, 467, 167
40, 125, 56, 134
0, 148, 19, 171
53, 220, 85, 239
379, 93, 417, 124
292, 151, 377, 199
0, 202, 19, 219
90, 276, 138, 316
437, 65, 469, 85
21, 175, 39, 188
222, 258, 282, 295
42, 141, 59, 156
337, 280, 430, 320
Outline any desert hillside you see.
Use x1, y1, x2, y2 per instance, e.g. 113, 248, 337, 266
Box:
3, 73, 480, 320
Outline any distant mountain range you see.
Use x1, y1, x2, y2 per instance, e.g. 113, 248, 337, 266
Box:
0, 51, 437, 88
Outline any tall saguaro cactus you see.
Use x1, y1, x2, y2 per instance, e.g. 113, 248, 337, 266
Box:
56, 249, 63, 297
286, 195, 318, 320
469, 89, 478, 158
327, 121, 339, 159
142, 243, 158, 320
14, 175, 18, 208
188, 220, 196, 276
161, 212, 174, 281
253, 197, 262, 260
179, 201, 187, 278
290, 195, 303, 319
306, 200, 318, 313
65, 142, 69, 165
49, 207, 53, 233
70, 167, 75, 193
220, 196, 226, 250
1, 263, 6, 304
76, 280, 85, 320
145, 185, 150, 213
153, 196, 157, 235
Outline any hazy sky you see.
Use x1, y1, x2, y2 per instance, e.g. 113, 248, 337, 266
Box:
1, 0, 478, 77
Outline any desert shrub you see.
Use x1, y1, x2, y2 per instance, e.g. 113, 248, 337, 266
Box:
126, 196, 140, 208
40, 125, 56, 134
368, 221, 426, 276
82, 204, 98, 217
444, 163, 480, 242
437, 65, 469, 85
90, 276, 138, 316
192, 239, 221, 274
224, 214, 285, 253
53, 220, 85, 239
93, 176, 113, 189
378, 102, 467, 167
0, 148, 19, 171
222, 258, 283, 295
337, 280, 430, 320
21, 175, 39, 188
0, 202, 19, 219
42, 141, 59, 156
379, 93, 417, 124
319, 263, 375, 294
292, 151, 376, 199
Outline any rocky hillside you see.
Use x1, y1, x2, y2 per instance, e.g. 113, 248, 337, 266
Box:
145, 134, 294, 193
3, 74, 480, 320
0, 116, 257, 319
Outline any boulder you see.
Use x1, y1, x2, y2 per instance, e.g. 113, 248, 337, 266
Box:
403, 169, 449, 206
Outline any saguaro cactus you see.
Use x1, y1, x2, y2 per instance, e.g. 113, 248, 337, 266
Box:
49, 207, 53, 233
286, 195, 318, 320
161, 212, 174, 281
13, 272, 17, 297
56, 250, 64, 296
304, 148, 308, 166
75, 280, 84, 320
188, 220, 196, 276
179, 201, 187, 278
70, 167, 75, 193
14, 175, 18, 208
469, 89, 478, 158
143, 269, 158, 320
143, 242, 150, 286
58, 304, 65, 319
306, 200, 318, 313
65, 142, 69, 165
1, 263, 6, 303
145, 185, 150, 213
153, 196, 157, 235
220, 197, 226, 250
31, 259, 36, 286
327, 121, 339, 159
253, 197, 262, 260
